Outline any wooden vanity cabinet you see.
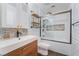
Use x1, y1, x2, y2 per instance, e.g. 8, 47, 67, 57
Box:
5, 48, 22, 56
5, 40, 37, 56
22, 40, 37, 56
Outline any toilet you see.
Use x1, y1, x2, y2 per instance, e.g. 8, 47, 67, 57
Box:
38, 41, 50, 55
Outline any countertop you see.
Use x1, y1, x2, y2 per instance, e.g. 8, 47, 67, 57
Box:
0, 35, 38, 56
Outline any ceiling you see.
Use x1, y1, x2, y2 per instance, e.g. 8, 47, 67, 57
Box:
42, 3, 71, 14
29, 3, 71, 16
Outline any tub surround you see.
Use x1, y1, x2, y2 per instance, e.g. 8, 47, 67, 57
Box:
0, 35, 38, 56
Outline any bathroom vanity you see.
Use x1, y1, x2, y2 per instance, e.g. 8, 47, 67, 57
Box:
0, 35, 38, 56
5, 40, 37, 56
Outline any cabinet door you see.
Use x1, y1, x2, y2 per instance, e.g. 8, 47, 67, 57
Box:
6, 5, 17, 28
0, 3, 29, 28
22, 40, 37, 56
19, 4, 29, 28
2, 4, 17, 28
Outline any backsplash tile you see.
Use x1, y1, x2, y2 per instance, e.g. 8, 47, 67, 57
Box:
0, 28, 28, 39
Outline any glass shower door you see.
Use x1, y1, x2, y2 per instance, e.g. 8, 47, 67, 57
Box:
41, 11, 71, 44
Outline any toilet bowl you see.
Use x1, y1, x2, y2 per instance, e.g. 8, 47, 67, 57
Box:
38, 41, 50, 55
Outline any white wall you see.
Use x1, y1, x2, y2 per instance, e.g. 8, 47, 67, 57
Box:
71, 3, 79, 56
28, 3, 46, 37
28, 3, 46, 16
28, 3, 39, 37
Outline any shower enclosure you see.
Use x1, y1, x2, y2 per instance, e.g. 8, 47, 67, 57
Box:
40, 10, 72, 44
